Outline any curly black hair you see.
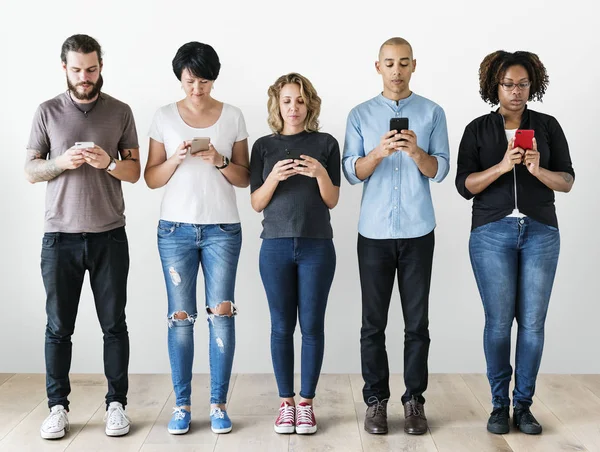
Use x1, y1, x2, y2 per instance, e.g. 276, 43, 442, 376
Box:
478, 50, 549, 105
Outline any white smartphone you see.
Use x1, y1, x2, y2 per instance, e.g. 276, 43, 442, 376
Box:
190, 137, 210, 154
74, 141, 94, 150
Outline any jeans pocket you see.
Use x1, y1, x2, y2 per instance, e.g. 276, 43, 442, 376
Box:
158, 220, 177, 237
110, 228, 128, 243
218, 223, 241, 234
471, 222, 494, 234
544, 224, 559, 232
42, 235, 56, 249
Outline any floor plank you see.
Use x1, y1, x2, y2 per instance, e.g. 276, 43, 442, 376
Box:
0, 374, 47, 441
0, 374, 106, 452
462, 373, 587, 452
536, 374, 600, 452
63, 374, 172, 452
0, 375, 15, 388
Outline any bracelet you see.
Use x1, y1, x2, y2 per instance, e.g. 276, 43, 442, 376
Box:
215, 155, 230, 170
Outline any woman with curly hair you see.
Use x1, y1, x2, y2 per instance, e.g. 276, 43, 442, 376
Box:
456, 51, 575, 435
250, 73, 340, 435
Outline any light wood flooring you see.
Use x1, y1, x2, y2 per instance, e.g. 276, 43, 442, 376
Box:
0, 373, 598, 451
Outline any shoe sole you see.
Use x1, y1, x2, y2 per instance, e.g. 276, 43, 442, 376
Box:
211, 425, 232, 434
106, 425, 130, 437
274, 424, 295, 434
515, 423, 542, 435
487, 424, 510, 435
364, 426, 388, 434
168, 426, 190, 435
405, 428, 428, 435
296, 425, 317, 435
40, 429, 66, 440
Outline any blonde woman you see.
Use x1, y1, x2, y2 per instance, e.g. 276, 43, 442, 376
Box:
250, 73, 340, 434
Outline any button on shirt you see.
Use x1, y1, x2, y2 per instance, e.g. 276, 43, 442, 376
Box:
343, 93, 450, 239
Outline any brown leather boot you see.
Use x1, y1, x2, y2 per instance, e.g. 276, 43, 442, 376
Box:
364, 398, 388, 434
403, 397, 428, 435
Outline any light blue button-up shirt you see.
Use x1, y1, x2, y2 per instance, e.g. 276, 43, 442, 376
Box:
342, 93, 450, 239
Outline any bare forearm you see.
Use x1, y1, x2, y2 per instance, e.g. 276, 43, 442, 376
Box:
108, 160, 140, 183
412, 149, 438, 178
219, 163, 250, 188
144, 160, 179, 189
316, 174, 339, 209
25, 158, 65, 183
251, 178, 279, 212
465, 164, 505, 195
536, 168, 574, 193
355, 151, 384, 180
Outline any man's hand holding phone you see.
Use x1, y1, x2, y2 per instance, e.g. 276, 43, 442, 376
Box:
56, 145, 87, 170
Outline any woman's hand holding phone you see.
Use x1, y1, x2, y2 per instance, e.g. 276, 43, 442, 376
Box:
168, 141, 190, 166
268, 159, 297, 182
499, 138, 524, 174
523, 138, 541, 176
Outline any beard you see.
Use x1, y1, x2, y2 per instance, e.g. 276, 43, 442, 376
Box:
67, 74, 103, 101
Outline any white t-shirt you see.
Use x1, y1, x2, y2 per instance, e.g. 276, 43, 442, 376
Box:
505, 129, 526, 219
148, 103, 249, 224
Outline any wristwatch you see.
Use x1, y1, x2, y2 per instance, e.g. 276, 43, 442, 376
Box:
215, 155, 230, 170
105, 156, 117, 172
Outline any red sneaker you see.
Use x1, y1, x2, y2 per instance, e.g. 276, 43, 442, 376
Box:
274, 401, 295, 434
296, 402, 317, 434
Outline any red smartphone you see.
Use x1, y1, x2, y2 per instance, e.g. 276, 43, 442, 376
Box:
514, 129, 534, 150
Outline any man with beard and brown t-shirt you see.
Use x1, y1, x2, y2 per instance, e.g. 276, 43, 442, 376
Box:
25, 34, 140, 440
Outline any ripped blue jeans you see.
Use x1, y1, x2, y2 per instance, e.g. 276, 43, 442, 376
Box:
157, 220, 241, 406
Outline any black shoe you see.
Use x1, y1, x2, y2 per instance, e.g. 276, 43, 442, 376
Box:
513, 403, 542, 435
487, 406, 509, 434
364, 397, 388, 434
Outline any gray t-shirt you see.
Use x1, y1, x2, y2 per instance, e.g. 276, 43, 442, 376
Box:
27, 92, 139, 233
250, 131, 341, 239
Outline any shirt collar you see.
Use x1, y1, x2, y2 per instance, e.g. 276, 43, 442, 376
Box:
377, 92, 415, 110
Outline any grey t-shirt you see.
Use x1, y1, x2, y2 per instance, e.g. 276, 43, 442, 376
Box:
250, 131, 341, 239
27, 92, 139, 233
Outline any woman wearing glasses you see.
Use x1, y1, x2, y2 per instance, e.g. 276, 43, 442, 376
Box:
455, 51, 574, 435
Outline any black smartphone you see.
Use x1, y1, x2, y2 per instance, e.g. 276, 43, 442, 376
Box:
390, 117, 409, 138
285, 148, 306, 165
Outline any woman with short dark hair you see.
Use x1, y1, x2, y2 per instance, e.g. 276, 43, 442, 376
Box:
145, 41, 250, 435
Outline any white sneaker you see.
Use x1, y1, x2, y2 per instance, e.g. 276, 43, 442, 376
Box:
104, 402, 130, 437
40, 405, 69, 439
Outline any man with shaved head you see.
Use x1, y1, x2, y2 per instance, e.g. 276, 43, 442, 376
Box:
343, 37, 449, 435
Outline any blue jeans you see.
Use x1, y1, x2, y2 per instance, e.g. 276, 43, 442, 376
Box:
469, 217, 560, 408
259, 238, 336, 399
157, 220, 241, 406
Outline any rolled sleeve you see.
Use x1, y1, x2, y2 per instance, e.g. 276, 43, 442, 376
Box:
342, 110, 365, 185
428, 107, 450, 183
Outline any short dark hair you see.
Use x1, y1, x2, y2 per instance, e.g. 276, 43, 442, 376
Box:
172, 42, 221, 81
60, 34, 103, 64
479, 50, 549, 105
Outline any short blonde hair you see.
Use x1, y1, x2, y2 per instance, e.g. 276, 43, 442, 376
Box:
267, 73, 321, 133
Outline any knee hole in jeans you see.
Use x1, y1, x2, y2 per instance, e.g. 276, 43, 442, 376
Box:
206, 301, 237, 318
167, 311, 197, 328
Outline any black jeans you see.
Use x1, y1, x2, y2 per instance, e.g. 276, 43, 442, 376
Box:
358, 231, 434, 405
41, 226, 130, 410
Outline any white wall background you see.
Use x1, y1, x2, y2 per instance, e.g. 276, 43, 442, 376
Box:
0, 0, 597, 375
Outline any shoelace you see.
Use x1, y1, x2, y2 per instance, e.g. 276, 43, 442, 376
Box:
296, 405, 314, 425
489, 407, 508, 422
277, 403, 295, 425
211, 408, 225, 419
45, 407, 69, 430
518, 409, 540, 426
405, 398, 425, 419
105, 404, 129, 426
172, 407, 186, 421
366, 396, 389, 418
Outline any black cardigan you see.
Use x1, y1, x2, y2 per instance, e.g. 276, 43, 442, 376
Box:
456, 107, 574, 230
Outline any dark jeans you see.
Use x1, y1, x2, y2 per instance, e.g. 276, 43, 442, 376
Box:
259, 238, 336, 399
358, 231, 434, 405
469, 217, 560, 408
41, 226, 130, 410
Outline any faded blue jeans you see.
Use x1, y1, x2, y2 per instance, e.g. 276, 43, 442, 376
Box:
469, 217, 560, 408
157, 220, 241, 406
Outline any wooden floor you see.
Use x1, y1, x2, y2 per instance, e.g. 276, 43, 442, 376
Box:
0, 373, 598, 451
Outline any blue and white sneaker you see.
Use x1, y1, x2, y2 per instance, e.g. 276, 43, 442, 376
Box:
210, 407, 232, 434
168, 407, 191, 435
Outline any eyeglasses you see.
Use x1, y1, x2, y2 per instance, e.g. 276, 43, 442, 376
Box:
499, 81, 531, 91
